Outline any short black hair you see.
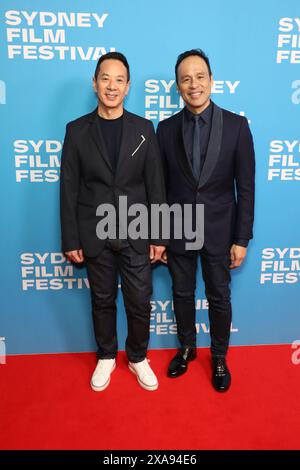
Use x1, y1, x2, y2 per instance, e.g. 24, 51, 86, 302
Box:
94, 52, 130, 82
175, 49, 212, 83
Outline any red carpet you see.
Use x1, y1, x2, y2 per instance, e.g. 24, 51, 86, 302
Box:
0, 345, 299, 450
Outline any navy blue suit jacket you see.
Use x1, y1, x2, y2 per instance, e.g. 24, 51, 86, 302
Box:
157, 102, 255, 255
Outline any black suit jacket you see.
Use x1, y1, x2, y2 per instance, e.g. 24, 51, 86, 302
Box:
60, 108, 166, 257
156, 102, 255, 255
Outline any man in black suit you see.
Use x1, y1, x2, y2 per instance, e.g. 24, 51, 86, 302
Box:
157, 49, 255, 392
60, 52, 166, 392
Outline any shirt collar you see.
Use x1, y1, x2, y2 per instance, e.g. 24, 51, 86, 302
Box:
184, 101, 213, 124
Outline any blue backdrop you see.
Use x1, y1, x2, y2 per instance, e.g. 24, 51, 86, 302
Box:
1, 0, 299, 355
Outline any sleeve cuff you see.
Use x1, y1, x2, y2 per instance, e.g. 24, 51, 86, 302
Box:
233, 239, 249, 248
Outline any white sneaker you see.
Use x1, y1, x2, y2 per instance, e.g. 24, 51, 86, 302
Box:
90, 358, 116, 392
128, 358, 158, 391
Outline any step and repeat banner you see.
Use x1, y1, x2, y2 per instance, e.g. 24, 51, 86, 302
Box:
1, 0, 299, 355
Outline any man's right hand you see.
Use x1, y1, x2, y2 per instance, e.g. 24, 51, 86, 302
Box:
65, 249, 84, 263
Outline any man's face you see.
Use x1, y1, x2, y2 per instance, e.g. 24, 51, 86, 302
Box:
93, 59, 130, 111
177, 55, 213, 114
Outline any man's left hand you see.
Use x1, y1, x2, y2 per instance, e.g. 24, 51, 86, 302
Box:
150, 245, 166, 264
230, 244, 247, 269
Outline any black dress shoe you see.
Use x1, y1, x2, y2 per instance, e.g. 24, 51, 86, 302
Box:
211, 357, 231, 392
167, 348, 197, 378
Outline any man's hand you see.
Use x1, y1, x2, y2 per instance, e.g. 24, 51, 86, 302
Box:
160, 250, 168, 264
230, 244, 247, 269
65, 249, 84, 264
149, 245, 166, 264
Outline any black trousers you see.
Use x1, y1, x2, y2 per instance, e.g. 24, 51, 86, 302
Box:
85, 240, 152, 363
167, 249, 232, 357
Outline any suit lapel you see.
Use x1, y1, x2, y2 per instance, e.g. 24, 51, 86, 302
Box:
88, 108, 113, 172
115, 110, 136, 174
175, 110, 198, 190
198, 103, 223, 189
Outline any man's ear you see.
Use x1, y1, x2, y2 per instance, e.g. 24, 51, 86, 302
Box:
125, 80, 131, 96
92, 76, 97, 92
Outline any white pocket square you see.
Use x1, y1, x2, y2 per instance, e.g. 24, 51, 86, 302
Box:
131, 135, 146, 156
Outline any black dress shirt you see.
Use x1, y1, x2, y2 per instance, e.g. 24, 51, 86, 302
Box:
183, 102, 213, 175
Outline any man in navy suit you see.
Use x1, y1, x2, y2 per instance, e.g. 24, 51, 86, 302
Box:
60, 52, 166, 392
157, 49, 255, 391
